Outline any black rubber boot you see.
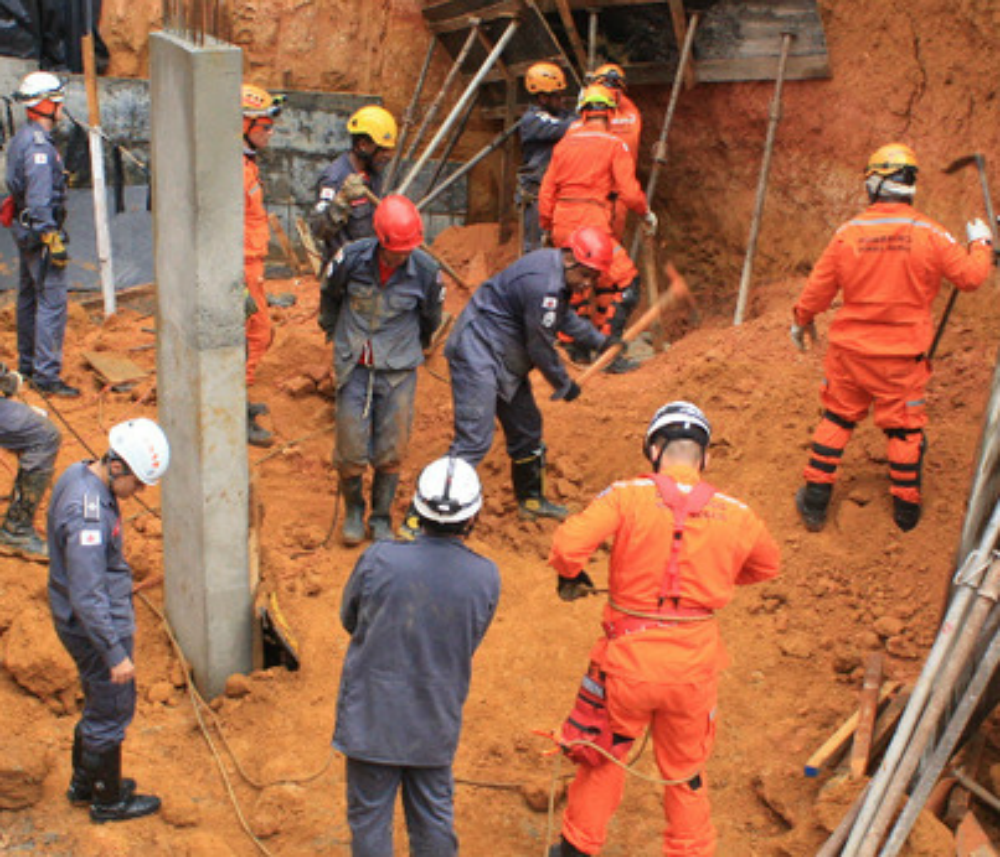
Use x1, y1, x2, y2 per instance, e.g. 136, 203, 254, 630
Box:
604, 353, 640, 374
248, 401, 270, 418
548, 838, 590, 857
893, 496, 921, 532
67, 725, 135, 806
369, 471, 399, 542
512, 450, 568, 521
340, 476, 367, 546
795, 482, 833, 532
0, 467, 52, 560
397, 500, 422, 541
32, 377, 80, 398
247, 407, 274, 448
86, 745, 160, 824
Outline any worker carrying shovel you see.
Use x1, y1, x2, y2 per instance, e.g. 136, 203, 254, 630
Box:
546, 401, 780, 857
791, 143, 993, 533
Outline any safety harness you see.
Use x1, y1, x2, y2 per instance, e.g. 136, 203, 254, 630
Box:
602, 474, 716, 640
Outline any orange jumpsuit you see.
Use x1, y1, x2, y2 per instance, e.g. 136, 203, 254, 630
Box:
549, 465, 781, 856
609, 94, 642, 240
244, 151, 272, 386
795, 202, 992, 504
539, 121, 647, 335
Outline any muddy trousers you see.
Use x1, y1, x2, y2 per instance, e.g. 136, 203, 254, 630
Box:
245, 257, 273, 386
335, 366, 417, 478
345, 757, 457, 857
56, 627, 136, 753
803, 347, 929, 504
16, 243, 68, 385
561, 674, 718, 856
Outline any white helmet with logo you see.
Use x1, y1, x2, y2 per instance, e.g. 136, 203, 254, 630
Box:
109, 418, 170, 486
413, 456, 482, 524
644, 401, 711, 461
15, 71, 65, 108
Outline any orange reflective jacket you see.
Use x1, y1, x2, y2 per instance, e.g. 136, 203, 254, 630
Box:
795, 202, 992, 357
538, 123, 648, 232
609, 94, 641, 162
549, 464, 780, 684
244, 153, 270, 263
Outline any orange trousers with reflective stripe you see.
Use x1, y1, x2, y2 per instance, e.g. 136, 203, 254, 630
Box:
804, 346, 930, 504
561, 673, 718, 856
245, 258, 273, 386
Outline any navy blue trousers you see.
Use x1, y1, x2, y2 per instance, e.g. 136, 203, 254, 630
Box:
17, 244, 68, 385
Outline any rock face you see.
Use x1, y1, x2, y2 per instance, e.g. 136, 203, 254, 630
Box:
2, 607, 77, 701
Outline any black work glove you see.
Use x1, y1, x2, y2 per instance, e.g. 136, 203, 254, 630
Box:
557, 571, 596, 602
563, 381, 581, 403
599, 335, 622, 355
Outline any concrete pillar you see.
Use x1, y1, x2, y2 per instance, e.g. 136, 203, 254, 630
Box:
150, 32, 251, 698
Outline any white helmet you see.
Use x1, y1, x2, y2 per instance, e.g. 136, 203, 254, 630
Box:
109, 418, 170, 486
413, 456, 482, 524
644, 401, 711, 461
15, 71, 65, 108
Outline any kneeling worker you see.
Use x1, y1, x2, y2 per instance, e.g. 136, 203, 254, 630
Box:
334, 456, 500, 855
548, 402, 780, 856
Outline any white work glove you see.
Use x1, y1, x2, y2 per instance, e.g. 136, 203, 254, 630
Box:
642, 210, 658, 237
790, 320, 818, 352
966, 217, 992, 244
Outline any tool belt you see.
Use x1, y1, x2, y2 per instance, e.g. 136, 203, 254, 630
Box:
603, 598, 714, 640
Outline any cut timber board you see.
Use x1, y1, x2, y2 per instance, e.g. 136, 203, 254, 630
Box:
82, 351, 149, 386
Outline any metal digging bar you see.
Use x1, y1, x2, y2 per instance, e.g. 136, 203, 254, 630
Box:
628, 10, 700, 263
836, 499, 1000, 856
398, 23, 481, 179
396, 18, 520, 198
881, 555, 1000, 855
733, 32, 793, 326
416, 116, 525, 212
384, 37, 437, 191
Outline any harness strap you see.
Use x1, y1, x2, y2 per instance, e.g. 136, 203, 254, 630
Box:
652, 475, 716, 605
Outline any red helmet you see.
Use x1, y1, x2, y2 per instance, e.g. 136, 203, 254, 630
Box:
373, 194, 424, 252
566, 226, 613, 274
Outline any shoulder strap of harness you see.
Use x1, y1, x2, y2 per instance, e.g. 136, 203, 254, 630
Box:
651, 475, 716, 607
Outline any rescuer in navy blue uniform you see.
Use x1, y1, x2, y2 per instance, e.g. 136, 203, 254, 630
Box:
0, 362, 61, 559
48, 418, 170, 823
319, 194, 443, 546
309, 105, 398, 268
334, 455, 500, 857
518, 62, 575, 253
6, 72, 78, 398
444, 226, 616, 521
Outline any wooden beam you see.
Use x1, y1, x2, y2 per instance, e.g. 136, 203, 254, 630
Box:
849, 653, 884, 780
695, 54, 831, 83
477, 28, 513, 81
667, 0, 695, 89
428, 5, 519, 34
552, 0, 589, 77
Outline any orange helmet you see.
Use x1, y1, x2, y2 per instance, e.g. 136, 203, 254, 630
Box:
865, 143, 919, 178
525, 62, 567, 94
374, 194, 424, 252
566, 226, 613, 274
578, 84, 617, 115
241, 84, 285, 119
593, 63, 626, 91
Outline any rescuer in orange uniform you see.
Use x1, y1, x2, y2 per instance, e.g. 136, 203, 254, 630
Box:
242, 84, 285, 448
539, 85, 655, 370
591, 63, 642, 240
792, 143, 993, 533
547, 401, 780, 857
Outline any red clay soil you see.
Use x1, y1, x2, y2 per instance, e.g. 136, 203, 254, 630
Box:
1, 220, 999, 855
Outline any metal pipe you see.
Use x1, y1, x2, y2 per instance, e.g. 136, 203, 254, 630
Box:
416, 116, 525, 212
384, 37, 436, 191
628, 11, 700, 262
733, 33, 793, 326
399, 24, 480, 172
839, 501, 1000, 855
397, 18, 520, 197
425, 90, 480, 197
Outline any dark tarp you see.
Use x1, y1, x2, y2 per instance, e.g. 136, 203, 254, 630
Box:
0, 0, 107, 72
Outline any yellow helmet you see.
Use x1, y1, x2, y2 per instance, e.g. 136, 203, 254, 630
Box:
347, 105, 398, 149
865, 143, 919, 178
241, 84, 285, 119
593, 63, 626, 90
525, 62, 567, 94
578, 84, 617, 113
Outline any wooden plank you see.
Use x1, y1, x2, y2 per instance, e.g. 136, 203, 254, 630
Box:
667, 0, 695, 89
869, 689, 910, 763
946, 734, 989, 827
552, 0, 590, 74
428, 5, 520, 33
295, 216, 323, 277
849, 653, 884, 780
268, 213, 305, 275
423, 0, 520, 25
82, 350, 149, 386
694, 54, 831, 82
804, 682, 901, 778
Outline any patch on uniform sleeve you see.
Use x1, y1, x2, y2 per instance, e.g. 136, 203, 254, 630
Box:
83, 493, 100, 522
34, 153, 48, 165
334, 248, 345, 265
80, 529, 102, 546
542, 296, 558, 309
320, 187, 335, 200
541, 310, 556, 328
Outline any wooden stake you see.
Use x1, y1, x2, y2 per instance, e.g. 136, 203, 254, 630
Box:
295, 216, 322, 276
268, 212, 304, 274
849, 653, 885, 779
